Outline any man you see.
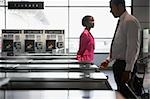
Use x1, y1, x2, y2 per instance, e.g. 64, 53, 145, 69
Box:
99, 0, 141, 98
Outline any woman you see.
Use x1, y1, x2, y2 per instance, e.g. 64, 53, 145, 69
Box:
76, 15, 95, 62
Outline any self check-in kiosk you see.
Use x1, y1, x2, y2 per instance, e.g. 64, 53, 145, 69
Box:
2, 30, 22, 56
45, 30, 65, 54
14, 30, 23, 54
1, 29, 65, 56
24, 30, 36, 53
23, 30, 43, 53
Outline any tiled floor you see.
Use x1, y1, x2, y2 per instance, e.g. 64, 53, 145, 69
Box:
101, 70, 117, 90
101, 67, 150, 94
143, 66, 150, 91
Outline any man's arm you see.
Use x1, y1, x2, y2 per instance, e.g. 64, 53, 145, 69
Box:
125, 20, 141, 72
122, 19, 141, 82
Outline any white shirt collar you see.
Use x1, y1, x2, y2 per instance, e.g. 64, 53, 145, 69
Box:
119, 10, 128, 21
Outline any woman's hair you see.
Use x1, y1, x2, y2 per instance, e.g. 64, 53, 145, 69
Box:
82, 15, 92, 27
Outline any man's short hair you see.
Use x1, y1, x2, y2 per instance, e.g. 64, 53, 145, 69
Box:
110, 0, 125, 6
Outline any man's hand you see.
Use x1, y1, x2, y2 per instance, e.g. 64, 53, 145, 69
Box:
99, 59, 109, 69
121, 71, 131, 83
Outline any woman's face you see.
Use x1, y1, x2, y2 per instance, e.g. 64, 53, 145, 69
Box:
87, 17, 94, 28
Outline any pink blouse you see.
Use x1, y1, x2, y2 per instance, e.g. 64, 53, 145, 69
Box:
76, 28, 95, 62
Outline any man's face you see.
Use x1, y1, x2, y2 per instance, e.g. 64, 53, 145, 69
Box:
110, 2, 119, 18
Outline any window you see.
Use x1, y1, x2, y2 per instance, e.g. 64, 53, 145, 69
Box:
68, 0, 131, 53
2, 0, 131, 53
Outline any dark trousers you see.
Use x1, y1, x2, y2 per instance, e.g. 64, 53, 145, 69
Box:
112, 60, 137, 98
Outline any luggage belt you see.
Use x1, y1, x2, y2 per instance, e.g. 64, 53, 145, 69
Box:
0, 61, 93, 65
0, 77, 112, 90
0, 66, 100, 72
0, 56, 76, 60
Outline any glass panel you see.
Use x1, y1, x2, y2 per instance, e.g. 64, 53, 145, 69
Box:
0, 0, 5, 5
0, 7, 5, 53
69, 7, 131, 38
69, 38, 112, 53
69, 7, 131, 53
4, 0, 131, 54
68, 38, 79, 53
44, 0, 68, 6
6, 7, 68, 53
126, 0, 131, 6
6, 7, 68, 30
0, 7, 5, 30
70, 0, 131, 6
70, 0, 110, 6
95, 38, 112, 53
6, 0, 131, 6
69, 7, 118, 38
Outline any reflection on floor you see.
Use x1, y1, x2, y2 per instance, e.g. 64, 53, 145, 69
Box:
143, 66, 150, 91
0, 90, 126, 99
102, 70, 117, 90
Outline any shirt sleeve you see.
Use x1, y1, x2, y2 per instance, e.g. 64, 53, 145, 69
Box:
125, 20, 141, 72
77, 33, 89, 56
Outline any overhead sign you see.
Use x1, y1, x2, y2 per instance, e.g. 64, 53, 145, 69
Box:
8, 1, 44, 9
